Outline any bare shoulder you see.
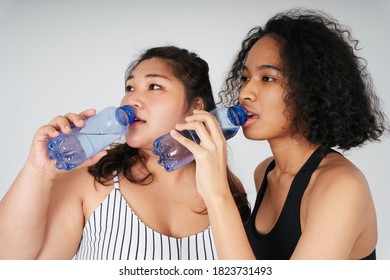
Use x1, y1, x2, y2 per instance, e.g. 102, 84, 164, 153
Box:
306, 151, 373, 219
51, 167, 112, 219
297, 151, 377, 259
53, 167, 96, 197
38, 167, 104, 259
48, 168, 92, 215
254, 156, 274, 192
313, 152, 370, 196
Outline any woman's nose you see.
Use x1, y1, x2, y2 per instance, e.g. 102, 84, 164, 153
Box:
238, 82, 257, 104
121, 90, 144, 108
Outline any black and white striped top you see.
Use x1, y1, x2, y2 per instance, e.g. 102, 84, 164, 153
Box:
73, 175, 218, 260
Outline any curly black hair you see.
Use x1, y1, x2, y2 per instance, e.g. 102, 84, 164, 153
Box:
219, 8, 388, 150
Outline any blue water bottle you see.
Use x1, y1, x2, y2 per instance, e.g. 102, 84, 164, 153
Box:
153, 105, 248, 172
47, 105, 135, 171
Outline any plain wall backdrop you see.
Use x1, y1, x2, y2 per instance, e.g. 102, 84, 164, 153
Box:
1, 0, 389, 259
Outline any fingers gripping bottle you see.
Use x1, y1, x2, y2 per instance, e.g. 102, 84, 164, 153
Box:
47, 105, 135, 171
153, 105, 248, 172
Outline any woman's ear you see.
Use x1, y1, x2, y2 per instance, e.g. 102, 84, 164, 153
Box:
190, 97, 205, 111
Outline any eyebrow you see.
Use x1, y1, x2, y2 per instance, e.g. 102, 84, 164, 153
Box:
243, 65, 282, 72
127, 73, 172, 81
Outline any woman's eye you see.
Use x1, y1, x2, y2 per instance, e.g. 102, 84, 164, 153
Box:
241, 76, 249, 83
125, 85, 134, 92
262, 76, 275, 82
149, 84, 161, 90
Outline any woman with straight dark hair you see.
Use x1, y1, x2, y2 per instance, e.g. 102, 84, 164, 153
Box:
0, 46, 250, 260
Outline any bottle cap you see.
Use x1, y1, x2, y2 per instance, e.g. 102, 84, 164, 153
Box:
227, 105, 248, 126
116, 105, 136, 125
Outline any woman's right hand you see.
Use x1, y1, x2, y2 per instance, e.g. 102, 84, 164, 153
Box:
170, 110, 230, 201
26, 109, 106, 177
0, 109, 105, 259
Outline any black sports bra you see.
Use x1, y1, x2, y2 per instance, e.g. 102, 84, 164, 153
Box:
245, 146, 376, 260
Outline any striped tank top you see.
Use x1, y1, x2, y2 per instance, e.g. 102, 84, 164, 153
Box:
73, 175, 218, 260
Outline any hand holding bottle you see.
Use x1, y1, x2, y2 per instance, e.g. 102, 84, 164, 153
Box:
169, 110, 233, 201
0, 108, 107, 260
153, 105, 247, 172
46, 106, 135, 171
26, 109, 105, 176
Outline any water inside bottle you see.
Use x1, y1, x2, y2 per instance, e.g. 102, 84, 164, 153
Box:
47, 132, 123, 171
221, 127, 239, 139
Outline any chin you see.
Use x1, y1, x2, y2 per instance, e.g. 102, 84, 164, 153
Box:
242, 130, 267, 141
124, 137, 151, 149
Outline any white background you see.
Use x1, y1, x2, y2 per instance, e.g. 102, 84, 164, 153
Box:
1, 0, 389, 259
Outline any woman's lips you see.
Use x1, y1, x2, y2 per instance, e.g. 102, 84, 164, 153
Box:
130, 119, 146, 127
242, 110, 259, 127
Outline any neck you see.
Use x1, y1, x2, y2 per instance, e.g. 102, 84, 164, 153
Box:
269, 138, 320, 175
142, 149, 196, 185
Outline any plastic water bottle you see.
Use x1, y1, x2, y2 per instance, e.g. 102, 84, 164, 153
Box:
47, 105, 136, 171
153, 105, 248, 172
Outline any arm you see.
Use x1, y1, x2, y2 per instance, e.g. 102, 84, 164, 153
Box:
171, 110, 255, 259
36, 168, 92, 259
0, 109, 103, 259
0, 164, 57, 259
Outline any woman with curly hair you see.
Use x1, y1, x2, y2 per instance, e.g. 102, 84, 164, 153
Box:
170, 9, 388, 259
